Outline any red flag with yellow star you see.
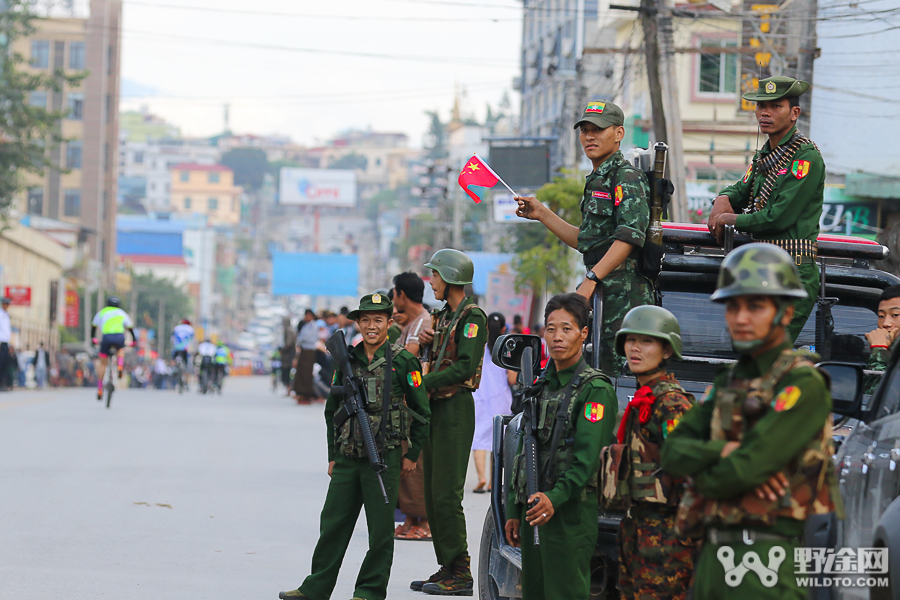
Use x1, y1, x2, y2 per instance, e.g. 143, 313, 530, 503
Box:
458, 154, 505, 204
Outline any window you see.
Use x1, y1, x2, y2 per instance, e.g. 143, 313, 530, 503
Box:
67, 92, 84, 120
31, 40, 49, 68
27, 188, 43, 215
69, 41, 85, 70
134, 152, 144, 164
66, 140, 82, 169
698, 39, 738, 94
29, 91, 47, 108
208, 172, 220, 183
184, 197, 192, 209
208, 197, 218, 210
180, 171, 189, 182
64, 189, 81, 217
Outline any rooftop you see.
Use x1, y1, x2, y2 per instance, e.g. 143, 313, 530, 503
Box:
171, 163, 231, 173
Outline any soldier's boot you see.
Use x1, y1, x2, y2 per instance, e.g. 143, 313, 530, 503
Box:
421, 554, 473, 596
410, 565, 449, 592
277, 590, 308, 599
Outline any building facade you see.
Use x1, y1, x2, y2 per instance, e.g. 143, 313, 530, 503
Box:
169, 164, 243, 225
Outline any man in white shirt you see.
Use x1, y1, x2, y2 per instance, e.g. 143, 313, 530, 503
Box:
0, 297, 12, 390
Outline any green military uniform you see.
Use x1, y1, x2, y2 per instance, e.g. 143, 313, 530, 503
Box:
659, 245, 841, 600
509, 357, 617, 600
718, 77, 825, 342
284, 294, 430, 600
388, 323, 402, 344
605, 306, 696, 600
421, 296, 487, 582
865, 339, 894, 394
575, 101, 655, 376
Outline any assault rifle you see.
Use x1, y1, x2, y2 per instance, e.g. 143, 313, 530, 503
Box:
326, 330, 389, 504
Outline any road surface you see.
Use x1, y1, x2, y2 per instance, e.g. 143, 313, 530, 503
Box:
0, 376, 493, 600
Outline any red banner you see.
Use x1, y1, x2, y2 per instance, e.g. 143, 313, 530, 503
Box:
64, 290, 79, 327
5, 286, 31, 306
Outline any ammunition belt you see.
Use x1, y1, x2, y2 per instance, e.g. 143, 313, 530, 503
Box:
757, 238, 818, 266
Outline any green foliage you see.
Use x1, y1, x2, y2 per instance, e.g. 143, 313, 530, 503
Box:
328, 153, 367, 171
130, 272, 192, 355
221, 147, 269, 191
0, 3, 85, 213
423, 111, 448, 160
510, 176, 584, 296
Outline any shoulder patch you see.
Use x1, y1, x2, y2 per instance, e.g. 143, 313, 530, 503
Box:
584, 402, 605, 422
742, 165, 753, 183
773, 386, 801, 412
792, 160, 810, 179
663, 418, 680, 439
614, 185, 624, 206
699, 385, 714, 404
408, 371, 422, 388
463, 323, 479, 338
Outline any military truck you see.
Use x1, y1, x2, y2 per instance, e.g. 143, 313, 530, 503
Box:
478, 224, 897, 600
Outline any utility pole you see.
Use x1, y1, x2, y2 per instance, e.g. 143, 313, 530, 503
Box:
788, 0, 818, 133
639, 0, 667, 146
656, 2, 688, 223
158, 299, 165, 356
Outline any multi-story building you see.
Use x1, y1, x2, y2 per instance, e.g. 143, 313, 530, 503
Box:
318, 131, 410, 200
13, 0, 123, 279
169, 164, 244, 225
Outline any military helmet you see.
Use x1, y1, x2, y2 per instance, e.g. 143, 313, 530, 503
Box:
615, 305, 683, 360
424, 248, 474, 286
710, 243, 807, 303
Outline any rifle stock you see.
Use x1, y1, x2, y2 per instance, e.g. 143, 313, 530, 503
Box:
520, 346, 541, 546
325, 330, 389, 504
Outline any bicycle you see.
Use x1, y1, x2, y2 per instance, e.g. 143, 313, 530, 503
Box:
102, 346, 121, 408
174, 355, 187, 394
271, 361, 282, 394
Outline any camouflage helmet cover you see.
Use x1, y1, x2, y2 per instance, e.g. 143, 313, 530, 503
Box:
615, 305, 683, 359
424, 248, 474, 286
710, 243, 807, 302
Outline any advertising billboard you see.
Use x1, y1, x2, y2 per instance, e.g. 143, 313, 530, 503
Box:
489, 145, 550, 189
4, 286, 31, 306
279, 168, 357, 207
272, 252, 359, 297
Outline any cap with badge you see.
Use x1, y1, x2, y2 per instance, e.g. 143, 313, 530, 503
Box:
742, 76, 810, 102
346, 292, 394, 320
573, 99, 625, 130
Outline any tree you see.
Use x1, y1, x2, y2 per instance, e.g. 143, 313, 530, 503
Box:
328, 153, 367, 171
131, 272, 192, 355
423, 111, 448, 161
0, 3, 84, 213
510, 176, 583, 296
221, 147, 269, 192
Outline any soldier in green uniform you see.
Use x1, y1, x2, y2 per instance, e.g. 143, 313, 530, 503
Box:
515, 100, 655, 376
279, 293, 430, 600
864, 285, 900, 393
708, 76, 825, 342
660, 244, 841, 600
604, 305, 695, 599
411, 249, 487, 596
503, 293, 617, 600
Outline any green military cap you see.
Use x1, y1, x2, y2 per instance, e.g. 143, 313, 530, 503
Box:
346, 292, 394, 320
742, 76, 810, 102
573, 99, 625, 129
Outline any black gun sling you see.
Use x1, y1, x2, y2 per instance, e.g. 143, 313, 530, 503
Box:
542, 360, 590, 490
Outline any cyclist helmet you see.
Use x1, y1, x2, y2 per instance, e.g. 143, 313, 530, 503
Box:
181, 319, 191, 325
106, 296, 121, 308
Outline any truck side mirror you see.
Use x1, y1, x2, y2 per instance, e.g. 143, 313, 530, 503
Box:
492, 334, 542, 374
817, 361, 864, 416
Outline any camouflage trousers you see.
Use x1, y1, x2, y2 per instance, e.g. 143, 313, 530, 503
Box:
592, 259, 656, 377
617, 505, 696, 600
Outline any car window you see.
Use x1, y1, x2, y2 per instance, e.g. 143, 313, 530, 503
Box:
795, 305, 876, 363
875, 359, 900, 418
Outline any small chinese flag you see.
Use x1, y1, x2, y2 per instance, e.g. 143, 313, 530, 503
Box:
457, 154, 501, 204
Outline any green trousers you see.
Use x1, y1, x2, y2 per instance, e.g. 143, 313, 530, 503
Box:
599, 264, 655, 377
519, 492, 599, 600
788, 262, 819, 343
692, 536, 804, 600
423, 390, 475, 567
298, 447, 402, 600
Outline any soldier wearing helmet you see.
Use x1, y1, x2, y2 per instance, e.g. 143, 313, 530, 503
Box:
604, 305, 696, 600
661, 244, 840, 600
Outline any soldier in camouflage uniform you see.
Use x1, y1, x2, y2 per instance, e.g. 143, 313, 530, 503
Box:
660, 244, 842, 600
602, 305, 695, 599
504, 293, 618, 600
279, 293, 430, 600
515, 100, 654, 376
708, 77, 825, 342
411, 249, 487, 596
864, 285, 900, 393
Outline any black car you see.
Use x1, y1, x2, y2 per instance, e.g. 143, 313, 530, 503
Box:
478, 224, 897, 600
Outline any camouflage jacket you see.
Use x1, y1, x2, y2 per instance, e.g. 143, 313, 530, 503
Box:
423, 299, 487, 399
864, 338, 895, 394
660, 343, 840, 535
577, 150, 650, 262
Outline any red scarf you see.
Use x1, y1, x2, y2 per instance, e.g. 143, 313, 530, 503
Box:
616, 385, 656, 444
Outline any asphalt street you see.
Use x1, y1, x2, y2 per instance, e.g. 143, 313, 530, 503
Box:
0, 376, 492, 600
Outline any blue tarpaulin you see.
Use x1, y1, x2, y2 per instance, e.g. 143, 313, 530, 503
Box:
272, 252, 359, 297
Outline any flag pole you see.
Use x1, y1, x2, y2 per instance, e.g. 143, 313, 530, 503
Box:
473, 153, 518, 197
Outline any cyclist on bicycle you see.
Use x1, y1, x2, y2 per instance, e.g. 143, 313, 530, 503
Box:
196, 338, 217, 391
91, 297, 136, 400
171, 319, 195, 387
214, 341, 232, 388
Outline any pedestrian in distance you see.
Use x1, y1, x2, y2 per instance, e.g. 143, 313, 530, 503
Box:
514, 100, 655, 376
279, 293, 430, 600
661, 244, 841, 600
707, 76, 825, 342
504, 293, 617, 600
0, 297, 12, 391
864, 285, 900, 393
33, 342, 50, 389
412, 248, 487, 596
604, 305, 696, 599
294, 310, 319, 404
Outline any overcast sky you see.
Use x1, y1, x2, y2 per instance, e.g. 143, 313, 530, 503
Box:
118, 0, 523, 147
